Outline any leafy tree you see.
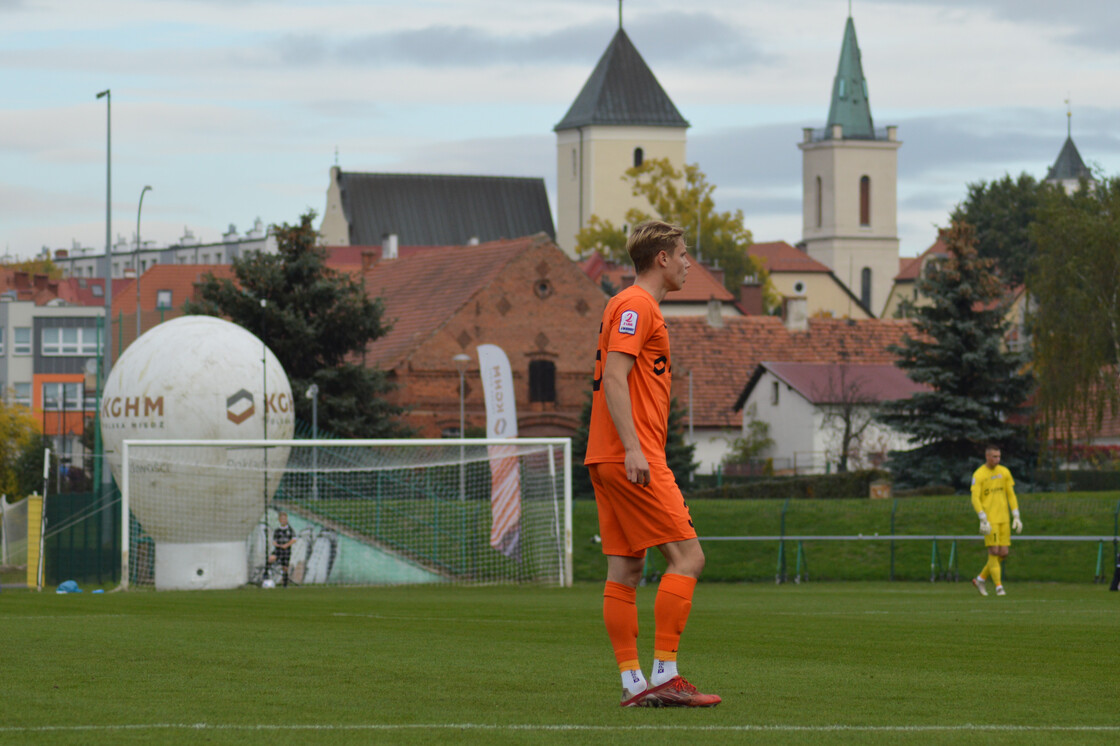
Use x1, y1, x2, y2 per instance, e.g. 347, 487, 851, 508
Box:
722, 403, 774, 468
572, 385, 698, 500
575, 158, 771, 299
0, 256, 62, 280
1031, 177, 1120, 446
183, 211, 410, 438
0, 399, 41, 497
877, 222, 1035, 490
950, 173, 1052, 286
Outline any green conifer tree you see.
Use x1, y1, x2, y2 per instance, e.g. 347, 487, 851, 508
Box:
877, 222, 1035, 490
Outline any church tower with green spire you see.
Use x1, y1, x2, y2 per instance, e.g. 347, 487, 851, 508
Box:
798, 14, 900, 317
554, 22, 689, 256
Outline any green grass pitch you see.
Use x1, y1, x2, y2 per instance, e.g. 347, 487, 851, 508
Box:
3, 582, 1118, 745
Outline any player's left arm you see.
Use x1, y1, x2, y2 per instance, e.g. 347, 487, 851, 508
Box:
1006, 468, 1022, 533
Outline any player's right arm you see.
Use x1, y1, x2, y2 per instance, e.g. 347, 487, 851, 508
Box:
602, 350, 649, 485
970, 470, 990, 534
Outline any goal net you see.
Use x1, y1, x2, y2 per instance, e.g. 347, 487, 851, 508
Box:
119, 438, 572, 590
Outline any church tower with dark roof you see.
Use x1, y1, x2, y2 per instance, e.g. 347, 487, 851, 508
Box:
798, 14, 900, 318
1045, 108, 1095, 194
554, 25, 689, 256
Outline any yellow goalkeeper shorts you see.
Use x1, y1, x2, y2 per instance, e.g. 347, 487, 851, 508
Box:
985, 522, 1011, 547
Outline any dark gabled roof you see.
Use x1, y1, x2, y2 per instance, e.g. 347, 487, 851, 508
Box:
740, 362, 929, 407
337, 172, 555, 246
825, 16, 875, 139
1046, 136, 1093, 182
554, 29, 689, 131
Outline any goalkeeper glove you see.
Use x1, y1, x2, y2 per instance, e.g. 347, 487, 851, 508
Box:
978, 512, 991, 535
1012, 509, 1023, 534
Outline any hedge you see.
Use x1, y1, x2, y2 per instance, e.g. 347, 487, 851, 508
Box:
685, 469, 891, 501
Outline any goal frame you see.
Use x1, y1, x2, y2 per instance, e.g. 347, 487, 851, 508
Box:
119, 438, 573, 590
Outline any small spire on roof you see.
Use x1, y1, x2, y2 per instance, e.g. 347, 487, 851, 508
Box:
1065, 96, 1072, 138
619, 0, 623, 29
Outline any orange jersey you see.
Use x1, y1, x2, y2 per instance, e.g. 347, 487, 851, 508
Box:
585, 285, 672, 466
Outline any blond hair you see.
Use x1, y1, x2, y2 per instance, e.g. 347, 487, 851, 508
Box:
627, 220, 684, 273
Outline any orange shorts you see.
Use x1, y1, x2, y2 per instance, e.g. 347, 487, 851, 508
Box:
588, 461, 697, 558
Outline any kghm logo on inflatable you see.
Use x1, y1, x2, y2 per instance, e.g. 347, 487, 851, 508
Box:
102, 396, 164, 418
226, 389, 255, 425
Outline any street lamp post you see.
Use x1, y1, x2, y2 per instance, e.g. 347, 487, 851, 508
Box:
135, 185, 152, 341
453, 353, 471, 500
95, 88, 112, 501
306, 383, 319, 500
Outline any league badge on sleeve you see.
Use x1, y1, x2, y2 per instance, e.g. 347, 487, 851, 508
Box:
619, 310, 639, 335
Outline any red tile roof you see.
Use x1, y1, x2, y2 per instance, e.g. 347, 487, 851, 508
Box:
578, 252, 734, 303
749, 241, 831, 273
0, 268, 60, 303
667, 316, 916, 428
895, 238, 948, 281
750, 362, 929, 405
361, 235, 549, 368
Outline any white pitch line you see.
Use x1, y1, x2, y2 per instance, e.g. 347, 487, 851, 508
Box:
3, 724, 1120, 734
331, 613, 552, 624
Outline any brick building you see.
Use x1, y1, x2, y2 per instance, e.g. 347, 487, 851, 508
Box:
359, 233, 607, 438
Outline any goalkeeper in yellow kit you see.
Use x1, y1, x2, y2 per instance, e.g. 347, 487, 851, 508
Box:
970, 445, 1022, 596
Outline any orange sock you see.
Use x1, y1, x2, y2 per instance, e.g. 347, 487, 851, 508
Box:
603, 581, 639, 671
653, 573, 697, 661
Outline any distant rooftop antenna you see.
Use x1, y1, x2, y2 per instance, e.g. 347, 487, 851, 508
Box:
1065, 96, 1072, 137
334, 146, 339, 166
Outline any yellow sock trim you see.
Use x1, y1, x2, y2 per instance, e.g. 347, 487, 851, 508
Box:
618, 659, 640, 673
653, 649, 677, 662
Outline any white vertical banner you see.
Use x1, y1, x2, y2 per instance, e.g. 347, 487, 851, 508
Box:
476, 344, 521, 558
476, 344, 518, 439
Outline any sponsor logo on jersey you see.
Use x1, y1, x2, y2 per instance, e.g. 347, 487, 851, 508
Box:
619, 310, 638, 335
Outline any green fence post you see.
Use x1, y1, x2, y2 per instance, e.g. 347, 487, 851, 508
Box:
795, 540, 807, 584
776, 498, 789, 584
929, 540, 940, 582
948, 540, 958, 582
1095, 540, 1104, 583
889, 498, 897, 582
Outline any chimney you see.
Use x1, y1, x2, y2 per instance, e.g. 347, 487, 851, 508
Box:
783, 297, 809, 332
706, 297, 724, 328
381, 233, 398, 260
33, 274, 49, 291
706, 263, 724, 289
361, 250, 377, 273
620, 273, 635, 289
739, 278, 764, 315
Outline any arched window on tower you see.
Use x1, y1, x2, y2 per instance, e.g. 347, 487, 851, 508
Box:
529, 360, 556, 403
859, 176, 871, 226
860, 267, 872, 310
815, 176, 822, 228
633, 147, 644, 168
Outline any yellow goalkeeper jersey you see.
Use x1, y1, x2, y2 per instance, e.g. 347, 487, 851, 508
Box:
970, 464, 1018, 522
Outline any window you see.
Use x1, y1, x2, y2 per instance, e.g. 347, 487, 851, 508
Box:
41, 382, 81, 411
771, 381, 780, 405
793, 281, 806, 295
859, 176, 871, 226
14, 327, 30, 355
41, 327, 100, 356
156, 290, 173, 309
861, 267, 872, 310
633, 147, 644, 168
528, 360, 556, 403
92, 284, 103, 297
14, 382, 30, 407
838, 78, 847, 98
815, 176, 822, 228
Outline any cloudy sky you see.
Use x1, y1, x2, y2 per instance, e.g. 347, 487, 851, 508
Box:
2, 0, 1118, 262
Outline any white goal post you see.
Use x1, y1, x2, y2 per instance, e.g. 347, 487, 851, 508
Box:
119, 438, 572, 591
